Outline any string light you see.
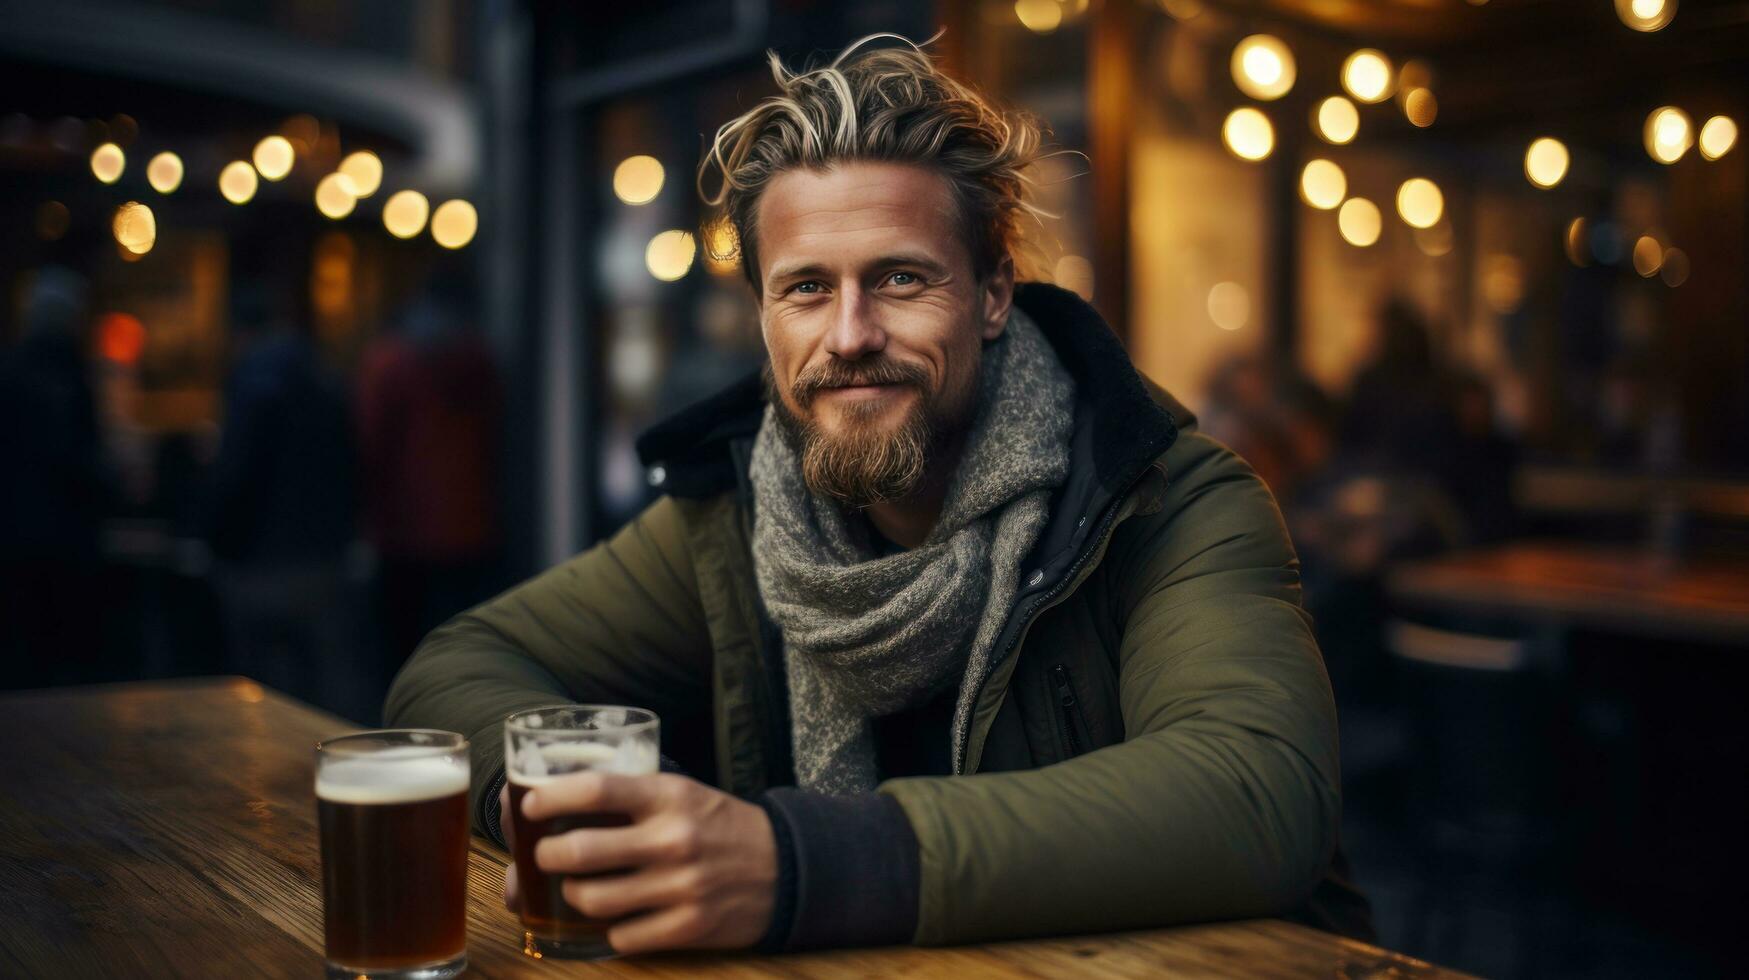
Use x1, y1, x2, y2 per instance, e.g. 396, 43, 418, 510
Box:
112, 201, 155, 255
1699, 116, 1737, 160
1616, 0, 1676, 32
1632, 235, 1664, 276
1396, 178, 1444, 229
646, 229, 697, 281
339, 151, 383, 197
383, 190, 430, 239
219, 161, 258, 204
253, 136, 294, 181
431, 200, 479, 248
1314, 96, 1359, 145
1014, 0, 1062, 33
146, 152, 183, 194
315, 173, 359, 219
1222, 108, 1274, 161
613, 155, 665, 205
1207, 282, 1249, 331
1299, 160, 1346, 210
1341, 50, 1394, 104
91, 143, 125, 183
1644, 107, 1692, 164
1338, 198, 1381, 247
1524, 138, 1570, 188
1231, 35, 1295, 101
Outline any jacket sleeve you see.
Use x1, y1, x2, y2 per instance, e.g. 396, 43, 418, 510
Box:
384, 495, 713, 840
879, 430, 1340, 944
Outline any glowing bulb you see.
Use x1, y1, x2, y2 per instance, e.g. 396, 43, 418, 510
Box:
1403, 88, 1438, 128
219, 161, 258, 204
1014, 0, 1062, 33
112, 201, 155, 255
1338, 198, 1381, 247
613, 155, 665, 205
1299, 159, 1346, 210
431, 200, 478, 248
1231, 35, 1295, 101
382, 190, 430, 239
1616, 0, 1675, 31
1341, 50, 1394, 104
1396, 178, 1444, 229
1314, 96, 1359, 145
1565, 218, 1590, 267
1699, 116, 1737, 160
1222, 108, 1274, 162
146, 152, 183, 194
1207, 282, 1249, 331
1632, 235, 1664, 277
1524, 138, 1570, 188
253, 136, 294, 181
339, 151, 382, 197
315, 173, 358, 219
646, 229, 697, 281
1644, 107, 1692, 164
91, 142, 125, 183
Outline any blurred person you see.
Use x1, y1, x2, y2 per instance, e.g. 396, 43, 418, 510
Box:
207, 283, 357, 712
357, 284, 503, 678
0, 267, 109, 686
389, 36, 1369, 955
1199, 353, 1336, 505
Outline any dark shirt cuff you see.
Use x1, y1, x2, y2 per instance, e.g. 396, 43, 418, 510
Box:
754, 788, 921, 951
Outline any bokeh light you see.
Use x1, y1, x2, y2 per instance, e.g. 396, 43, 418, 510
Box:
703, 216, 741, 275
1660, 246, 1690, 286
1338, 197, 1382, 247
1698, 115, 1737, 161
1644, 107, 1692, 164
1632, 235, 1664, 277
613, 155, 665, 205
253, 136, 294, 181
1299, 159, 1346, 210
382, 189, 430, 239
1314, 96, 1359, 145
1222, 108, 1274, 161
431, 199, 478, 248
112, 201, 156, 255
1482, 256, 1526, 313
1616, 0, 1676, 32
146, 152, 183, 194
1414, 222, 1454, 257
1565, 218, 1590, 267
1403, 88, 1438, 128
1396, 178, 1444, 229
339, 151, 383, 197
1231, 35, 1295, 101
1341, 50, 1394, 104
315, 173, 359, 219
646, 229, 697, 281
219, 161, 258, 204
1207, 282, 1250, 331
1014, 0, 1062, 33
91, 142, 125, 183
97, 313, 147, 365
1524, 138, 1570, 188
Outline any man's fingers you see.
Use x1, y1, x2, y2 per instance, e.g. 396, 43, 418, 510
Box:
519, 771, 670, 822
562, 864, 702, 922
534, 816, 698, 876
605, 902, 716, 955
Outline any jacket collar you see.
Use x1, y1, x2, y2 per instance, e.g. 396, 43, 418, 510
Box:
635, 282, 1187, 501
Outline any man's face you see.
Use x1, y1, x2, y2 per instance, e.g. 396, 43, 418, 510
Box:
755, 161, 1013, 505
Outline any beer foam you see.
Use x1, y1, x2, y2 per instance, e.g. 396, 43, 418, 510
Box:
316, 753, 469, 805
509, 740, 657, 785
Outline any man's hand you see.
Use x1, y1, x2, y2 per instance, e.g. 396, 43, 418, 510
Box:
499, 773, 778, 955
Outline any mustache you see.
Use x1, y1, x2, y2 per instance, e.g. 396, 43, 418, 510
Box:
790, 357, 930, 407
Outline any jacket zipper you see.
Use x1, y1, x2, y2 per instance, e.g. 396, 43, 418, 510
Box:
1051, 664, 1085, 757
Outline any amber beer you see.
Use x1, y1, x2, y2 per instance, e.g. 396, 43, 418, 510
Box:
504, 707, 659, 959
315, 731, 470, 980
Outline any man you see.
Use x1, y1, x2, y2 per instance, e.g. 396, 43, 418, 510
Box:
387, 36, 1369, 955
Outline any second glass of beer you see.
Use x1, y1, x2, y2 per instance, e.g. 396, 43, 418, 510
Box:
504, 705, 659, 959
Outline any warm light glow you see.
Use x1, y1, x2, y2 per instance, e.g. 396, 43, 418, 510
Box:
1644, 107, 1692, 164
431, 199, 478, 248
1314, 96, 1359, 145
253, 136, 294, 181
97, 313, 147, 365
1616, 0, 1676, 32
382, 189, 430, 239
1414, 223, 1453, 257
613, 155, 666, 205
1660, 247, 1689, 286
1054, 255, 1095, 301
1338, 197, 1381, 247
1231, 35, 1295, 101
1524, 138, 1570, 188
112, 201, 155, 255
219, 161, 258, 204
1403, 88, 1438, 128
1341, 50, 1394, 104
1632, 235, 1664, 276
646, 229, 697, 281
1482, 256, 1525, 313
1014, 0, 1061, 33
339, 151, 382, 197
1222, 108, 1274, 161
315, 173, 359, 219
1564, 218, 1590, 267
1159, 0, 1204, 20
1699, 115, 1737, 160
1397, 59, 1433, 93
146, 152, 183, 194
703, 216, 740, 275
91, 142, 125, 183
1396, 178, 1444, 229
1299, 159, 1346, 210
1207, 282, 1249, 331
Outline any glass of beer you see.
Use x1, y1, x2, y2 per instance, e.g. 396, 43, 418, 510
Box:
504, 705, 659, 959
315, 730, 470, 980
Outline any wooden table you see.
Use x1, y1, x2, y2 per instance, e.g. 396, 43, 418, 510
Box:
0, 679, 1460, 978
1386, 541, 1749, 645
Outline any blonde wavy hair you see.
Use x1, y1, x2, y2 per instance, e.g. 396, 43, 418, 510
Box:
698, 34, 1050, 294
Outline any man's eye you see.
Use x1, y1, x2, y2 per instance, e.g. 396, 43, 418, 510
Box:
793, 281, 823, 294
888, 272, 919, 286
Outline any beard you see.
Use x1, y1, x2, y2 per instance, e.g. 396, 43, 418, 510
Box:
764, 355, 969, 508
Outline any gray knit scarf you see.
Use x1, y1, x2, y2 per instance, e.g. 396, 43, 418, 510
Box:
749, 310, 1076, 794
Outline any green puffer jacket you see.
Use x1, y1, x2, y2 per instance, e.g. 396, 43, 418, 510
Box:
386, 283, 1371, 945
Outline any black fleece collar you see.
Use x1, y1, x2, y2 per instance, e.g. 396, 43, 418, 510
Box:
635, 282, 1185, 501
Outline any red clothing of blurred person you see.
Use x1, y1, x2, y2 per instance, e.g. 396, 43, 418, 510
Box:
358, 298, 503, 666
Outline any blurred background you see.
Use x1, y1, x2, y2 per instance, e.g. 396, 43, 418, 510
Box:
2, 0, 1745, 975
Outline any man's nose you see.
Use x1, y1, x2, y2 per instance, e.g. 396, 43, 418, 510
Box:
823, 283, 886, 361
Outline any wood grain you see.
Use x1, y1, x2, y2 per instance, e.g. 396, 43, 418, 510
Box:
0, 679, 1464, 978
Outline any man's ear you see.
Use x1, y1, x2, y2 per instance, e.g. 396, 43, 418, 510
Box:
979, 255, 1015, 341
